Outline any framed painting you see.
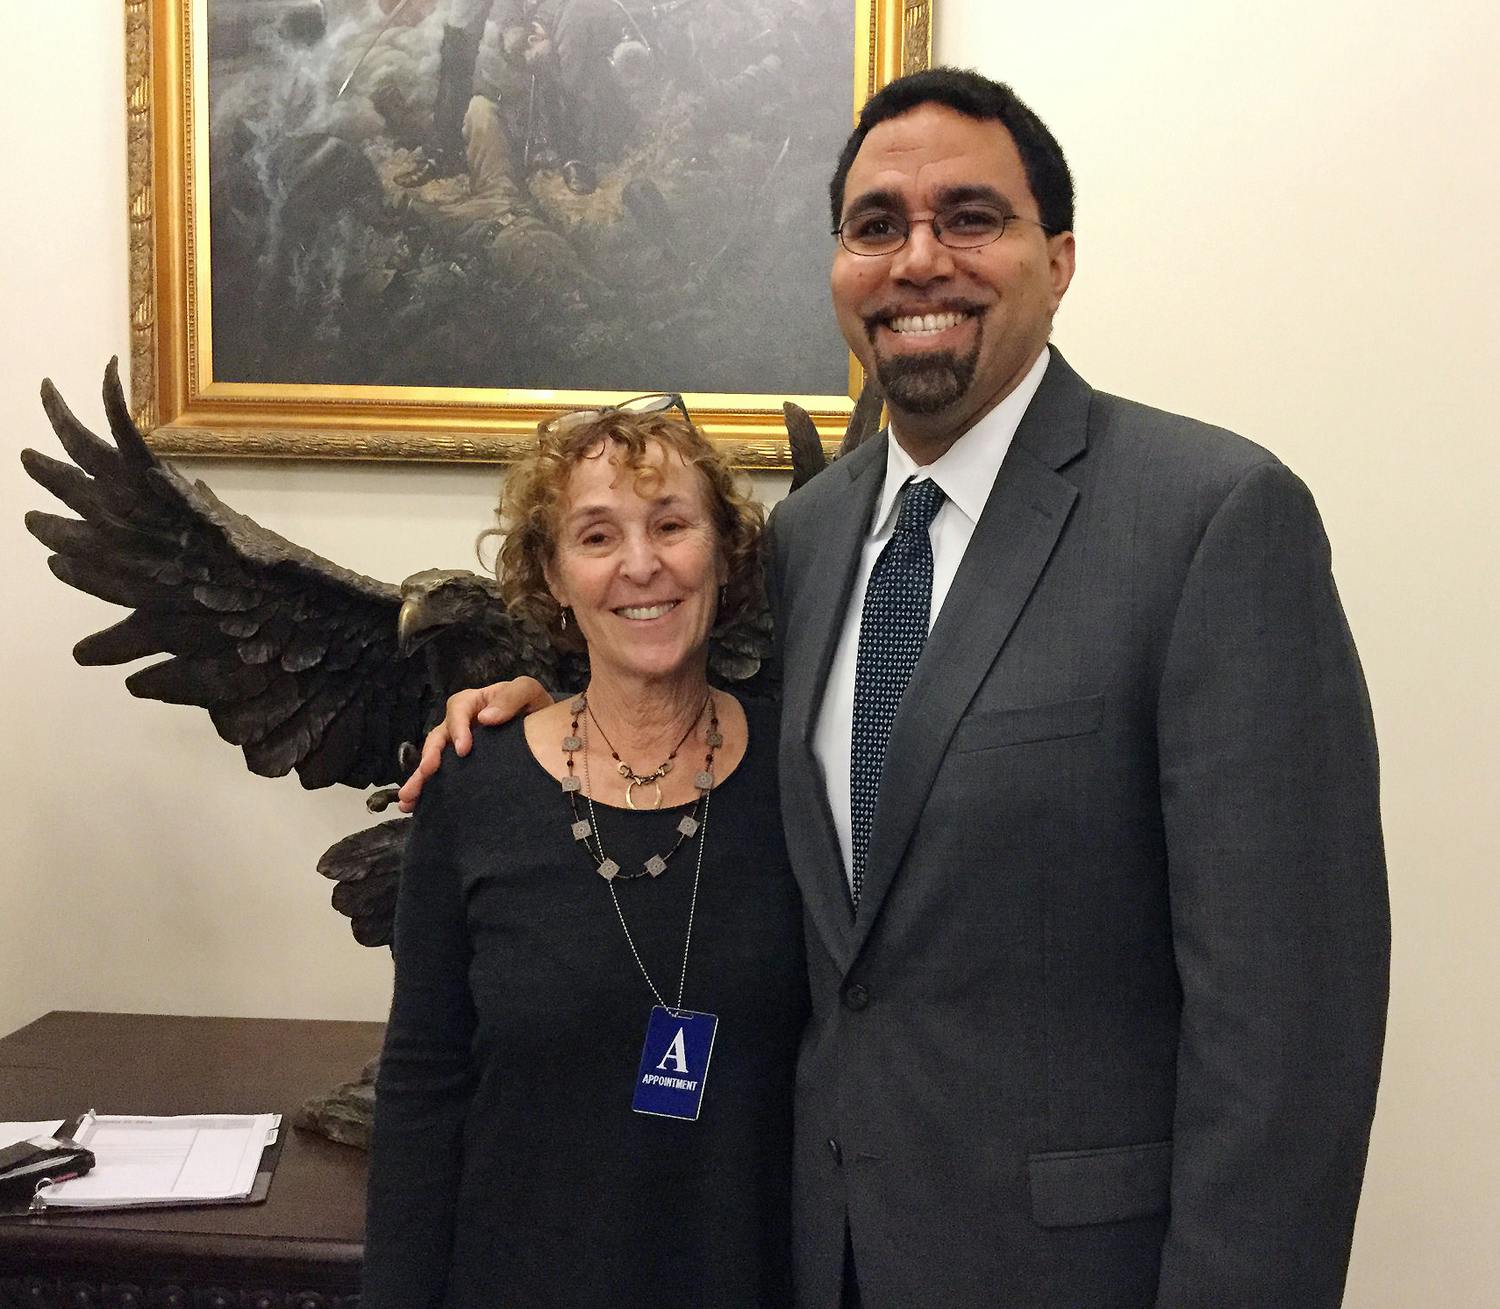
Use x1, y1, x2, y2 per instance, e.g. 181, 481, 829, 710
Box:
124, 0, 934, 463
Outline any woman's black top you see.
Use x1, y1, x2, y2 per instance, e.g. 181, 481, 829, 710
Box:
364, 697, 807, 1308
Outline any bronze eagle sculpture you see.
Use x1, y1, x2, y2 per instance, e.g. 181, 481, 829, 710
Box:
22, 361, 881, 953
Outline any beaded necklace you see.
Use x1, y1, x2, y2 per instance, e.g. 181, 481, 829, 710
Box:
560, 692, 720, 881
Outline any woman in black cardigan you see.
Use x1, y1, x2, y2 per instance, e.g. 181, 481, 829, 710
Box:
363, 402, 806, 1308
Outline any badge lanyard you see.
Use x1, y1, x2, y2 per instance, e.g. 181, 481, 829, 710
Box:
582, 756, 719, 1121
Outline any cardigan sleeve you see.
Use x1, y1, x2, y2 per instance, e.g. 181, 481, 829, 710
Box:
363, 761, 478, 1309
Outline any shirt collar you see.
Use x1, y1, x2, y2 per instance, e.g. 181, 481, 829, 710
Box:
871, 347, 1052, 537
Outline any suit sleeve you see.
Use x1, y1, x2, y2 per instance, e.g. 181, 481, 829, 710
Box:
363, 765, 477, 1309
1153, 461, 1389, 1308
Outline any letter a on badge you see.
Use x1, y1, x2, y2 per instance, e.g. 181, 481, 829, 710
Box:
656, 1026, 690, 1073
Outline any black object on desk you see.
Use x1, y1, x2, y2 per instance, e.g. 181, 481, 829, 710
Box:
0, 1010, 382, 1307
0, 1138, 94, 1206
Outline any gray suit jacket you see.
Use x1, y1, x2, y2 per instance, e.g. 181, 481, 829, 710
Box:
765, 351, 1389, 1309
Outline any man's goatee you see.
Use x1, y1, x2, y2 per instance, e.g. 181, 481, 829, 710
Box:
875, 348, 977, 415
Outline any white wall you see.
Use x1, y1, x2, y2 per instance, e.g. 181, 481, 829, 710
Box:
3, 4, 1496, 1303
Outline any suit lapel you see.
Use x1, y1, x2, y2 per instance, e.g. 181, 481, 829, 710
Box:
779, 436, 887, 973
848, 353, 1091, 956
780, 434, 888, 744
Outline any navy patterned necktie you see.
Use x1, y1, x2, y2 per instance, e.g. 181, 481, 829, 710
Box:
849, 476, 947, 909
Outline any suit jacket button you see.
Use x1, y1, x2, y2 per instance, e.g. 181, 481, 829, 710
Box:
828, 1137, 842, 1164
843, 983, 870, 1011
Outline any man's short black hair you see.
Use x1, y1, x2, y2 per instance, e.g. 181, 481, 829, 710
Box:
829, 67, 1075, 235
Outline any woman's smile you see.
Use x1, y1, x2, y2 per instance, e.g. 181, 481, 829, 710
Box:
614, 600, 681, 621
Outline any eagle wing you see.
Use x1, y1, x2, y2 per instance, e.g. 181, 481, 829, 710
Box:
784, 374, 884, 492
24, 361, 474, 789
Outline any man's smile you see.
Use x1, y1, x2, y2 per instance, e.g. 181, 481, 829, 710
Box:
867, 303, 983, 353
886, 310, 973, 336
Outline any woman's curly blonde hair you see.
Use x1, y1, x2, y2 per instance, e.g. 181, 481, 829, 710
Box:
484, 408, 766, 653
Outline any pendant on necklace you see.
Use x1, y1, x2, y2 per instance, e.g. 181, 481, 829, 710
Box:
625, 777, 664, 810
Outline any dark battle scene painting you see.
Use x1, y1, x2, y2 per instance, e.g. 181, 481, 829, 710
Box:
207, 0, 856, 395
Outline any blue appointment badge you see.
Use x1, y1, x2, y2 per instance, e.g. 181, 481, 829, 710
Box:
632, 1007, 718, 1121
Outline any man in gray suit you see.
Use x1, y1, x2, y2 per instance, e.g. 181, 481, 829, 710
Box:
403, 66, 1389, 1309
768, 68, 1388, 1308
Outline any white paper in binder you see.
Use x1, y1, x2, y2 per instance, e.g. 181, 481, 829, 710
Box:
30, 1111, 281, 1211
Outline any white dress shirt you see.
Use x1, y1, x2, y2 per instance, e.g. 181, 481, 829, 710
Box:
811, 347, 1052, 891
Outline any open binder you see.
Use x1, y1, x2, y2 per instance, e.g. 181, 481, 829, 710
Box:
21, 1112, 281, 1213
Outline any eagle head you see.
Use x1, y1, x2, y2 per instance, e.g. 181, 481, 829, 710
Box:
397, 569, 508, 656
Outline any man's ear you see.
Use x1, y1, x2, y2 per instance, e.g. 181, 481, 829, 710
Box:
1047, 230, 1077, 308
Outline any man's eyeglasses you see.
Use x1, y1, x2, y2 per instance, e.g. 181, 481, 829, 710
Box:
552, 392, 692, 432
832, 203, 1056, 257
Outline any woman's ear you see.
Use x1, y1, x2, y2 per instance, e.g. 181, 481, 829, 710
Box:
544, 560, 568, 609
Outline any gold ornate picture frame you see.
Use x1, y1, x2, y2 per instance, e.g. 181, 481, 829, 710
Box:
125, 0, 933, 464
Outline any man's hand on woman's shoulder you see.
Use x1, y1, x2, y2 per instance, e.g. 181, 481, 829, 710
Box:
397, 677, 555, 811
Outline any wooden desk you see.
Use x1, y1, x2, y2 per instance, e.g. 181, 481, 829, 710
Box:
0, 1011, 382, 1308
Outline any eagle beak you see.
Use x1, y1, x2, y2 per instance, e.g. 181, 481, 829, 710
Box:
397, 597, 437, 656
